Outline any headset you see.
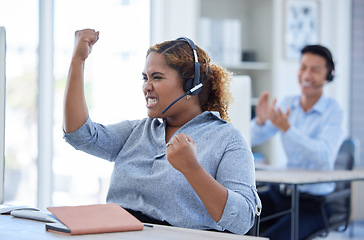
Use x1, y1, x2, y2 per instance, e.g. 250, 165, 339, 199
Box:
322, 47, 335, 81
177, 37, 202, 95
162, 37, 203, 114
326, 61, 335, 82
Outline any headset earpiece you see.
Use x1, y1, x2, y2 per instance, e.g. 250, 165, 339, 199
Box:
327, 69, 334, 82
183, 78, 195, 93
176, 37, 202, 95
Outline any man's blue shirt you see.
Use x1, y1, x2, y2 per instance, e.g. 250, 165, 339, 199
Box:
251, 95, 345, 195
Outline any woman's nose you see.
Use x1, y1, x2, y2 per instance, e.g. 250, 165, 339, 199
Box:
142, 80, 153, 92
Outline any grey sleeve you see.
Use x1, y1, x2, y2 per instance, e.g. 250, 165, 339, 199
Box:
63, 117, 135, 162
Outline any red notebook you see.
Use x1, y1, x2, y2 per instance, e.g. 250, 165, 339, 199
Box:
46, 203, 144, 235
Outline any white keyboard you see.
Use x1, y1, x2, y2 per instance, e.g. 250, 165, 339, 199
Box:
0, 205, 39, 214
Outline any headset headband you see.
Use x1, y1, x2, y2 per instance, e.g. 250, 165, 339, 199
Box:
177, 37, 202, 95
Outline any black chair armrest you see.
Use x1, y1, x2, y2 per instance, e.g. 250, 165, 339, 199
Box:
324, 189, 351, 202
300, 188, 350, 203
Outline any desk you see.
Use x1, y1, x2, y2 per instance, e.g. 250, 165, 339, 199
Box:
255, 169, 364, 240
0, 214, 267, 240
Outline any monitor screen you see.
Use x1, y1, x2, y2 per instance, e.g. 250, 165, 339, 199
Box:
0, 26, 6, 204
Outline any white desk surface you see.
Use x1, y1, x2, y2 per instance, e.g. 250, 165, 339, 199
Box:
0, 214, 267, 240
255, 168, 364, 185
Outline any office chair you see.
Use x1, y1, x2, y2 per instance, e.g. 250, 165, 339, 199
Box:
304, 138, 359, 239
245, 191, 262, 237
245, 213, 260, 236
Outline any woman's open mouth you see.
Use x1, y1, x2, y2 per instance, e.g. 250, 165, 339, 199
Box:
146, 97, 158, 108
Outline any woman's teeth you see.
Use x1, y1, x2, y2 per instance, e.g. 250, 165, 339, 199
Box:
147, 98, 158, 105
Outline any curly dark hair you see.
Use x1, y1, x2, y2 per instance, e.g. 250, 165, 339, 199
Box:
147, 39, 233, 121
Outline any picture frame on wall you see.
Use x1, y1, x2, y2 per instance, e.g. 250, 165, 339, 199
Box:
284, 0, 320, 60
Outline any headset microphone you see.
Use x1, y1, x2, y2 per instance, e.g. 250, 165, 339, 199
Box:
313, 82, 326, 89
314, 78, 333, 89
161, 83, 203, 114
161, 37, 203, 115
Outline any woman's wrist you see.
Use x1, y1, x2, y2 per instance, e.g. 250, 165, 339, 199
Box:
71, 56, 85, 65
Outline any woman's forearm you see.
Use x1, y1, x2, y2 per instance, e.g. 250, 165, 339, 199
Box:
63, 58, 89, 133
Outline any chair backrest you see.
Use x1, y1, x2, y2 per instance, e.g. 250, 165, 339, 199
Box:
329, 138, 359, 229
335, 138, 356, 171
245, 214, 260, 236
335, 138, 357, 190
304, 138, 360, 239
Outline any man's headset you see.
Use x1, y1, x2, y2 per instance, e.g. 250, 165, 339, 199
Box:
321, 47, 335, 81
162, 37, 203, 114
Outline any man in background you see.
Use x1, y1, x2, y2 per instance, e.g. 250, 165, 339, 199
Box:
251, 45, 345, 240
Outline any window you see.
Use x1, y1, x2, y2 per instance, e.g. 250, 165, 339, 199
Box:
1, 0, 150, 207
53, 0, 150, 205
0, 0, 39, 206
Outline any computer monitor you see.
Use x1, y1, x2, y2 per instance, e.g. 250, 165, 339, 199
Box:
0, 26, 6, 204
228, 75, 251, 146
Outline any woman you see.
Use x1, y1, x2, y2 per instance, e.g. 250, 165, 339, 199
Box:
63, 29, 259, 234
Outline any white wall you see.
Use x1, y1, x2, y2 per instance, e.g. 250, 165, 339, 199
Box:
150, 0, 199, 45
324, 0, 351, 132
